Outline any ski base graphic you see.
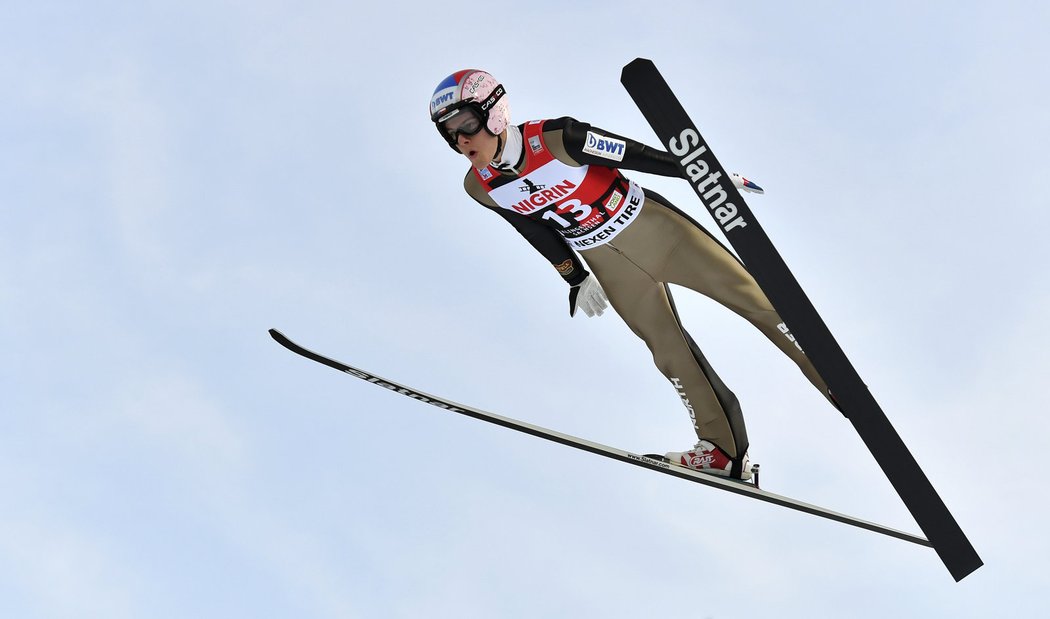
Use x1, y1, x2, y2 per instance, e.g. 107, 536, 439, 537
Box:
269, 328, 931, 549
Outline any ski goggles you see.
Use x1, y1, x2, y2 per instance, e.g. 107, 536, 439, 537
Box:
435, 105, 485, 143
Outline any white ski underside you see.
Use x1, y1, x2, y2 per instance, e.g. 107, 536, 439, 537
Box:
270, 328, 931, 548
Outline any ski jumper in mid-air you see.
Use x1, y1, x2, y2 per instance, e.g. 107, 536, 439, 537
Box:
429, 69, 836, 479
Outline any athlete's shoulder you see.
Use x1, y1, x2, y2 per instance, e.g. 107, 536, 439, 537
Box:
536, 117, 592, 166
462, 167, 482, 194
539, 116, 583, 132
508, 117, 583, 133
463, 167, 497, 206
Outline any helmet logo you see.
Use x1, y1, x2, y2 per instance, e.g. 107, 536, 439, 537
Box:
466, 73, 487, 95
430, 88, 457, 115
479, 85, 505, 112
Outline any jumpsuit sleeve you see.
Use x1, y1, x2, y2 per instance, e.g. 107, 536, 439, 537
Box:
540, 116, 684, 177
463, 170, 590, 287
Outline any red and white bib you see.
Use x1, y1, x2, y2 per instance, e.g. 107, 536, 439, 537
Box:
473, 120, 645, 250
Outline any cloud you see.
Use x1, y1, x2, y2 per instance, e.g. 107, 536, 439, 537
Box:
0, 514, 145, 619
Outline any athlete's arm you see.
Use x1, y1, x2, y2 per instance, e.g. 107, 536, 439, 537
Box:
463, 171, 590, 287
543, 116, 766, 194
488, 205, 590, 285
541, 116, 682, 176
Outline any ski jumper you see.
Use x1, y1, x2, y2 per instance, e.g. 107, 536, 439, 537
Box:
464, 117, 833, 461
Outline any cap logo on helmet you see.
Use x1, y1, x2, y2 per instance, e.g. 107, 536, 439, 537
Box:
465, 73, 487, 96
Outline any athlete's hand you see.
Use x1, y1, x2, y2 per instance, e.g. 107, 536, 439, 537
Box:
730, 172, 764, 194
569, 274, 608, 318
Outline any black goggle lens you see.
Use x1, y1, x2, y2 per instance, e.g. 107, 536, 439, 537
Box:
438, 108, 484, 142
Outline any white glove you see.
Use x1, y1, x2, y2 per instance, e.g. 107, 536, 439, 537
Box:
730, 172, 764, 194
569, 274, 608, 318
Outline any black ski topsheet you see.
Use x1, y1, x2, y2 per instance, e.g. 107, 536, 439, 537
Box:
619, 58, 980, 581
269, 328, 931, 548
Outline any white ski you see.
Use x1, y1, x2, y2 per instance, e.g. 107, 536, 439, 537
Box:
269, 328, 931, 548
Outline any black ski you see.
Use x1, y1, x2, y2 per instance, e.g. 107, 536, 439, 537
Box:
619, 58, 981, 581
269, 328, 931, 549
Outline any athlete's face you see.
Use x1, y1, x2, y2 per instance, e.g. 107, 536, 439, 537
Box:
455, 127, 501, 169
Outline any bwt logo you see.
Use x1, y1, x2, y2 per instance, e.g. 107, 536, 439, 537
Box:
583, 131, 626, 162
587, 134, 625, 156
431, 91, 454, 109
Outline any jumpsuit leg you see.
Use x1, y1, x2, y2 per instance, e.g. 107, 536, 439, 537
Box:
582, 243, 748, 459
580, 193, 837, 461
650, 203, 832, 399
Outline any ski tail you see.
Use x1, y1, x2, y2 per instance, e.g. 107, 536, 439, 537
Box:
619, 58, 981, 581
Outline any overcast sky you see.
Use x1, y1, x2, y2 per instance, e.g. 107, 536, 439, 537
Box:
3, 1, 1048, 617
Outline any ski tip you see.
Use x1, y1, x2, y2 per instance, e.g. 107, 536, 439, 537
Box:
269, 329, 302, 353
621, 57, 657, 81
